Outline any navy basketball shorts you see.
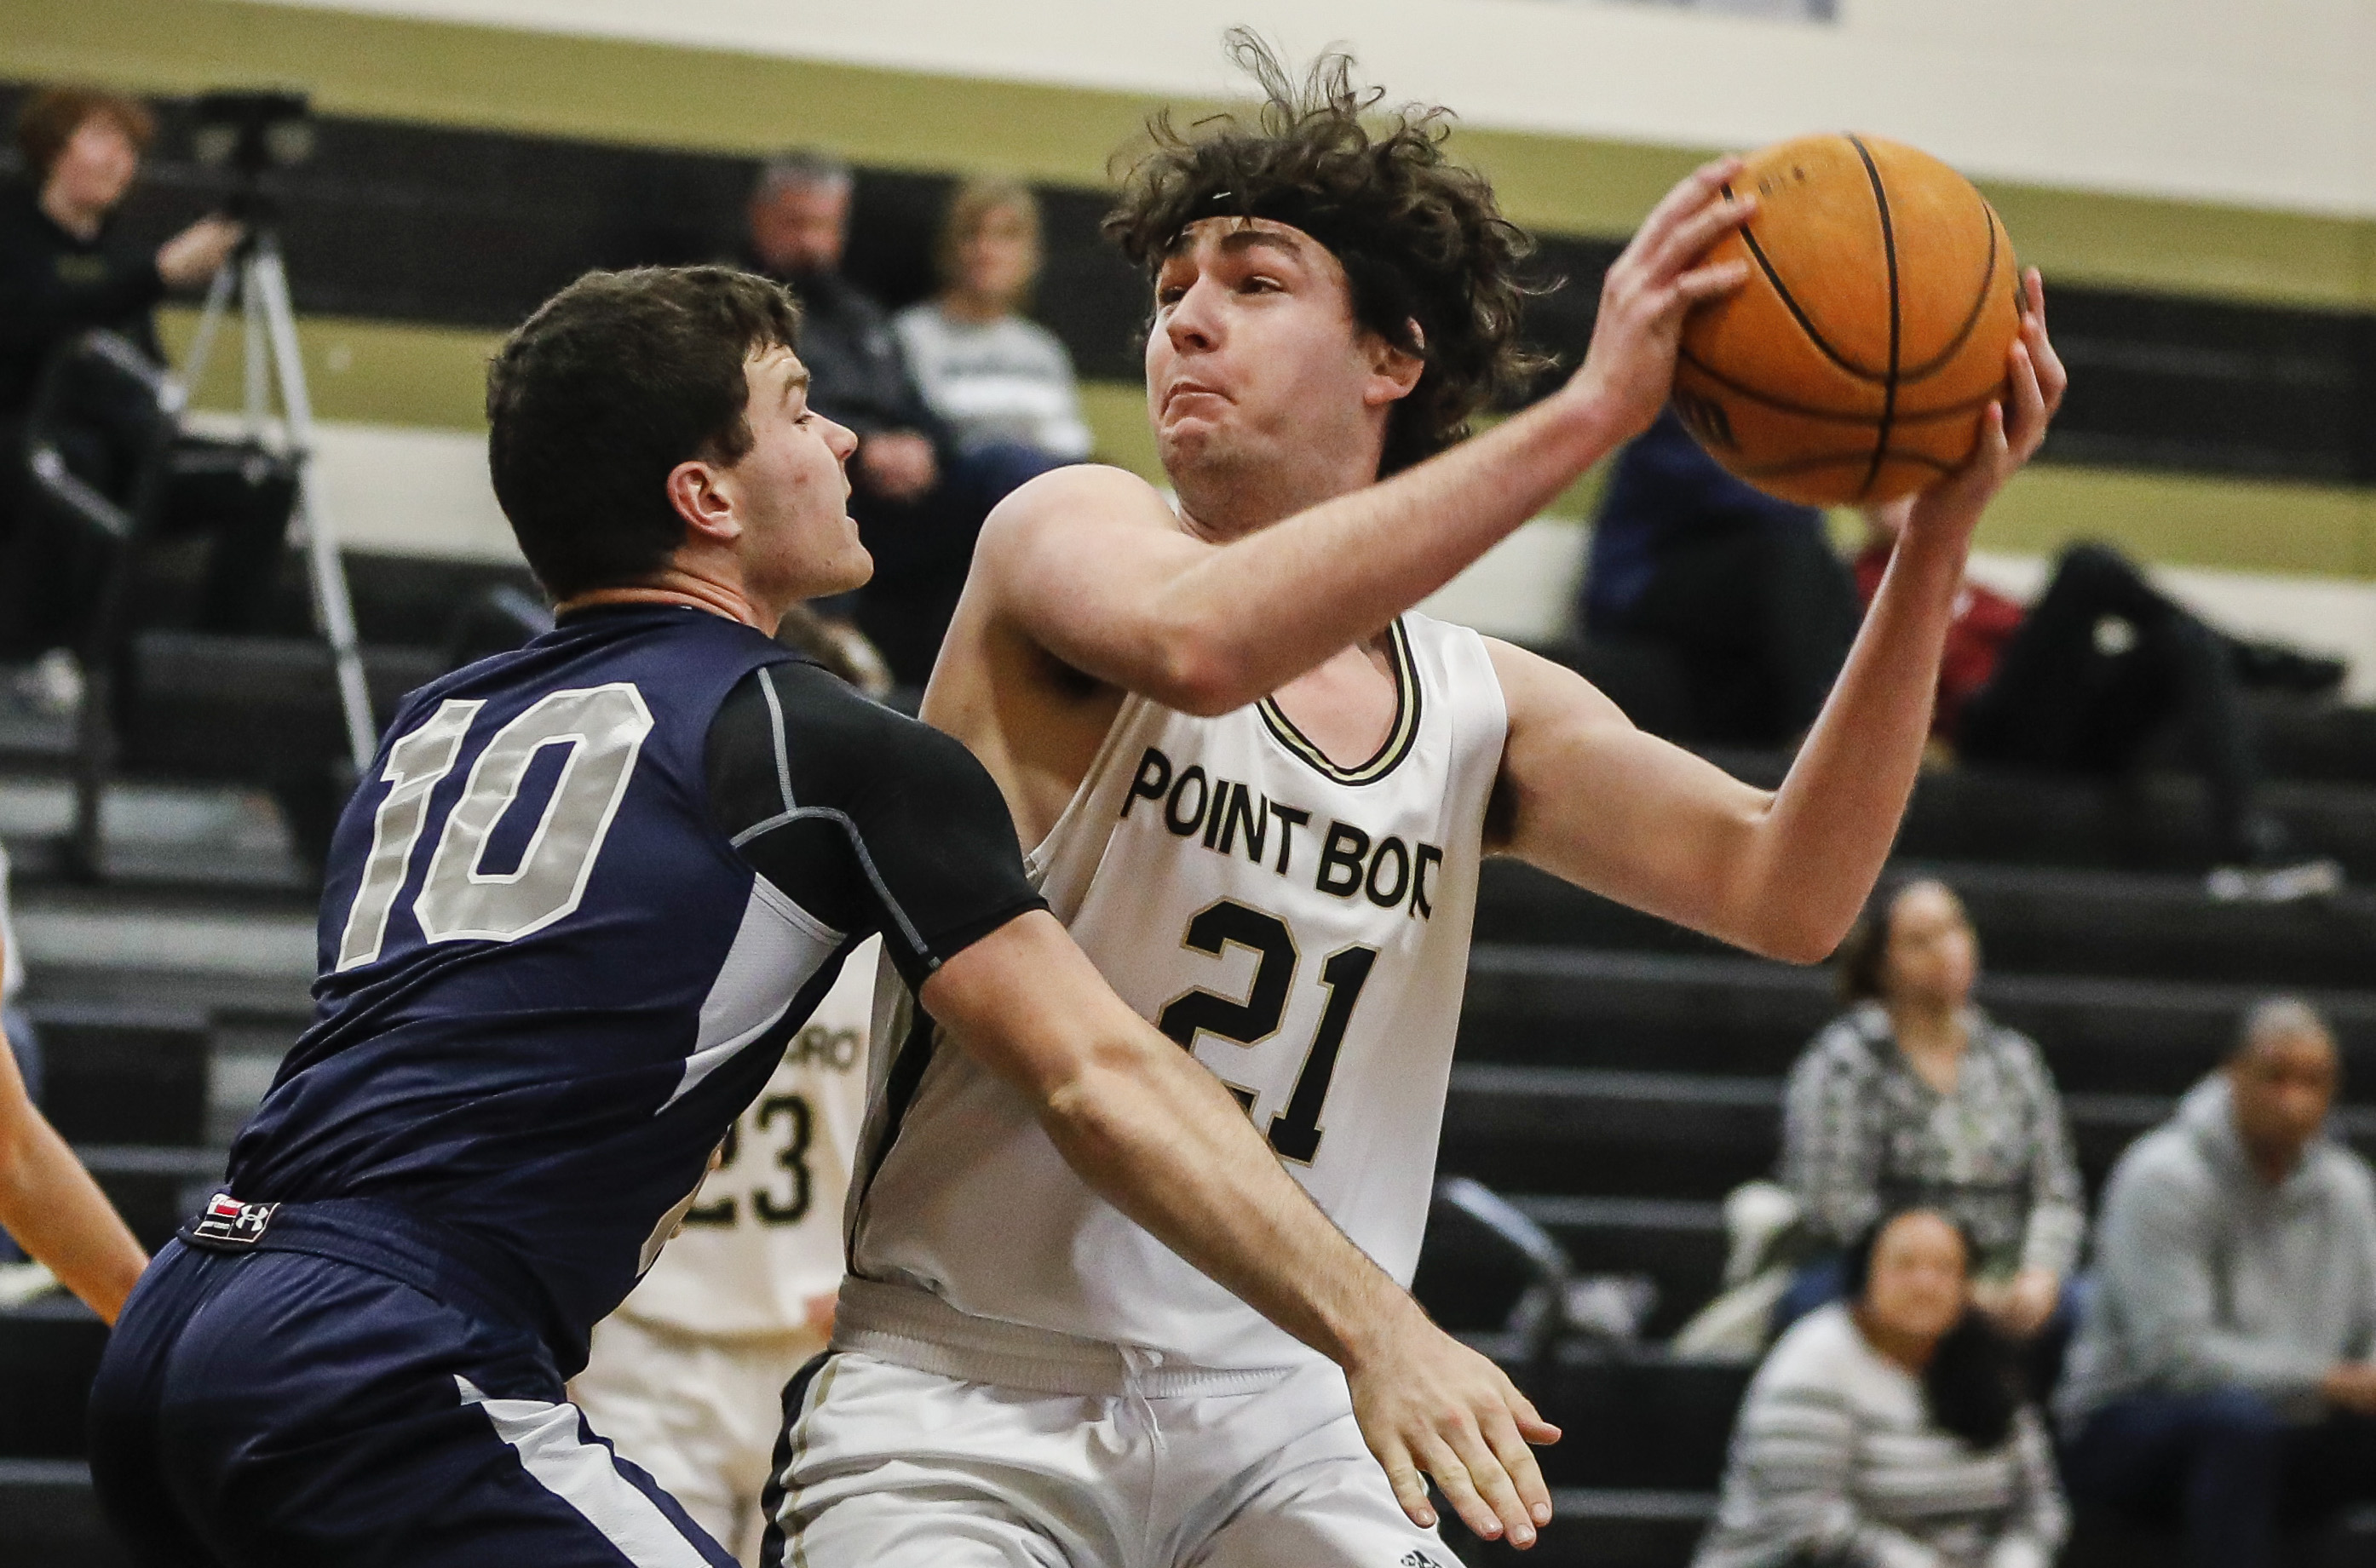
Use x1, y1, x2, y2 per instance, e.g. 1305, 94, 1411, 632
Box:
89, 1238, 739, 1568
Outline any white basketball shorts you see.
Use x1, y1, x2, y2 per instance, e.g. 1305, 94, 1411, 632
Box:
574, 1312, 826, 1567
763, 1280, 1457, 1568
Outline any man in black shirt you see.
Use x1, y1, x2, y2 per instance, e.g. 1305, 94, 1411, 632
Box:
745, 151, 1061, 686
0, 87, 285, 671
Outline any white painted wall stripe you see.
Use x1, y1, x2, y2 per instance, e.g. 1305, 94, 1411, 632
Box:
252, 0, 2376, 218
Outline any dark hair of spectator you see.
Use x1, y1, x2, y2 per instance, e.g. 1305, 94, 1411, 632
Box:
1102, 30, 1549, 477
938, 175, 1040, 296
1841, 1208, 2022, 1450
486, 266, 801, 600
16, 86, 156, 183
1832, 879, 1906, 1003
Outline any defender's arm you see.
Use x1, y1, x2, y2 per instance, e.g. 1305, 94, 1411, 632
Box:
921, 912, 1560, 1548
974, 160, 1755, 715
1485, 276, 2064, 963
0, 1004, 147, 1323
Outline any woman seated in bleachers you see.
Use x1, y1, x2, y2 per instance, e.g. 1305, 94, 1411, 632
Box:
1696, 1207, 2068, 1568
1776, 879, 2084, 1367
892, 175, 1094, 468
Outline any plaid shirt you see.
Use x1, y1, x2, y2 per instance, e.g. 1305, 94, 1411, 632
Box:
1782, 1002, 2085, 1279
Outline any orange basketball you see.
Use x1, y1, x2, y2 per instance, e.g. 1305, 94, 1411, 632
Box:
1672, 133, 2021, 507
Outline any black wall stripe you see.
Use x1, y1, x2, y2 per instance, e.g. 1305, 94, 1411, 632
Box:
9, 82, 2369, 490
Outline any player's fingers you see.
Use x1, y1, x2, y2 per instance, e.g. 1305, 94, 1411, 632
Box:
1633, 155, 1746, 255
2005, 341, 2048, 457
2022, 309, 2068, 415
1372, 1433, 1438, 1530
2022, 267, 2047, 331
1647, 190, 1757, 280
1483, 1401, 1555, 1530
1445, 1416, 1536, 1547
1416, 1430, 1502, 1542
1668, 259, 1752, 309
1509, 1384, 1562, 1447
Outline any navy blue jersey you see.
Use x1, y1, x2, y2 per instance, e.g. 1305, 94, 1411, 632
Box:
228, 604, 1040, 1369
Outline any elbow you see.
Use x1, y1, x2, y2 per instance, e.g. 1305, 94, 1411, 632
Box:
1735, 914, 1848, 968
1146, 629, 1259, 718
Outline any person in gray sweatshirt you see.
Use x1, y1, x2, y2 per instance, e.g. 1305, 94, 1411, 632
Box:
2057, 997, 2376, 1568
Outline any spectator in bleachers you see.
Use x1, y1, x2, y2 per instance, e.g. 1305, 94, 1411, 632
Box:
1572, 408, 1861, 747
0, 86, 290, 707
2057, 997, 2376, 1568
893, 176, 1093, 466
1696, 1207, 2068, 1568
1778, 880, 2084, 1371
0, 887, 147, 1319
743, 152, 1057, 687
1855, 500, 2341, 900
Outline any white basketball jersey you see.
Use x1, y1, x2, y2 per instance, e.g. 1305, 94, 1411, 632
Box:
613, 935, 877, 1339
849, 615, 1507, 1370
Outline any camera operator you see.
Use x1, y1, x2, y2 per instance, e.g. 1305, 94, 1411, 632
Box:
0, 86, 283, 708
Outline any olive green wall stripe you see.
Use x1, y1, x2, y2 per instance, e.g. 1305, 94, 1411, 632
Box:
158, 301, 2373, 580
156, 307, 503, 431
10, 0, 2372, 309
1965, 466, 2376, 583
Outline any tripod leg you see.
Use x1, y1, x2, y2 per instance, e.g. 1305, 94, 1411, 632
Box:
177, 262, 239, 400
250, 238, 376, 773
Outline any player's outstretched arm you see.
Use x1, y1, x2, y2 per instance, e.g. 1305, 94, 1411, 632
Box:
1485, 273, 2067, 963
922, 910, 1563, 1549
0, 1004, 147, 1323
973, 159, 1755, 715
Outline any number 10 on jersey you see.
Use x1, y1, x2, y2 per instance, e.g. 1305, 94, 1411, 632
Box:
1155, 899, 1378, 1165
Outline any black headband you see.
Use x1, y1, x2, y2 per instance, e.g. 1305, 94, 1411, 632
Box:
1175, 187, 1435, 354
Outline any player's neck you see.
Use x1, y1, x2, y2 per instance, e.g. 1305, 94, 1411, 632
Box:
555, 572, 778, 633
1173, 458, 1375, 545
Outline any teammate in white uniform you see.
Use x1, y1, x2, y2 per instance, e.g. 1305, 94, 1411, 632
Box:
775, 38, 2066, 1568
575, 934, 875, 1565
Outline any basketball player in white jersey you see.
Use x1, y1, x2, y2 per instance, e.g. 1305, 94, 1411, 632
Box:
575, 933, 875, 1565
773, 40, 2066, 1568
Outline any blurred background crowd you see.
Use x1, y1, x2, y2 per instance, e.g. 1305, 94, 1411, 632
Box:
2, 2, 2373, 1564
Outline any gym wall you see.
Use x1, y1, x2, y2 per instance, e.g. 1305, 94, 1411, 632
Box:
3, 0, 2372, 580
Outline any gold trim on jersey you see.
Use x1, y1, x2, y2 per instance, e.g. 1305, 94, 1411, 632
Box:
1255, 618, 1423, 787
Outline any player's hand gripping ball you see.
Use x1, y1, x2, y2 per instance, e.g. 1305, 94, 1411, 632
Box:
1673, 134, 2021, 507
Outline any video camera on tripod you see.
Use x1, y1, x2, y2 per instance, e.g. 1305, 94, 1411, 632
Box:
190, 89, 315, 223
177, 87, 377, 775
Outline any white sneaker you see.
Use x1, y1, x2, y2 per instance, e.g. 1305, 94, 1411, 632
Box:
2206, 858, 2346, 903
13, 648, 84, 719
0, 1258, 60, 1308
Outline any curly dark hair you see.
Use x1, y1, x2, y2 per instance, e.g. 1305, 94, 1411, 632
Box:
1103, 32, 1549, 477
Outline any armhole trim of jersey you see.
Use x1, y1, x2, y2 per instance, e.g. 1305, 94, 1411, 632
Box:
848, 999, 941, 1230
1256, 617, 1423, 787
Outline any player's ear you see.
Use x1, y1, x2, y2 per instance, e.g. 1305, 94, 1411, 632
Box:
1361, 319, 1425, 409
664, 458, 739, 545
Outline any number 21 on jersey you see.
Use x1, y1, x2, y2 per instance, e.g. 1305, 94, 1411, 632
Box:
1156, 898, 1378, 1166
335, 684, 653, 972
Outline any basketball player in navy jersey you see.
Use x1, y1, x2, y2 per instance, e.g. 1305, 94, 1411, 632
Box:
773, 41, 2065, 1568
86, 265, 1556, 1567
